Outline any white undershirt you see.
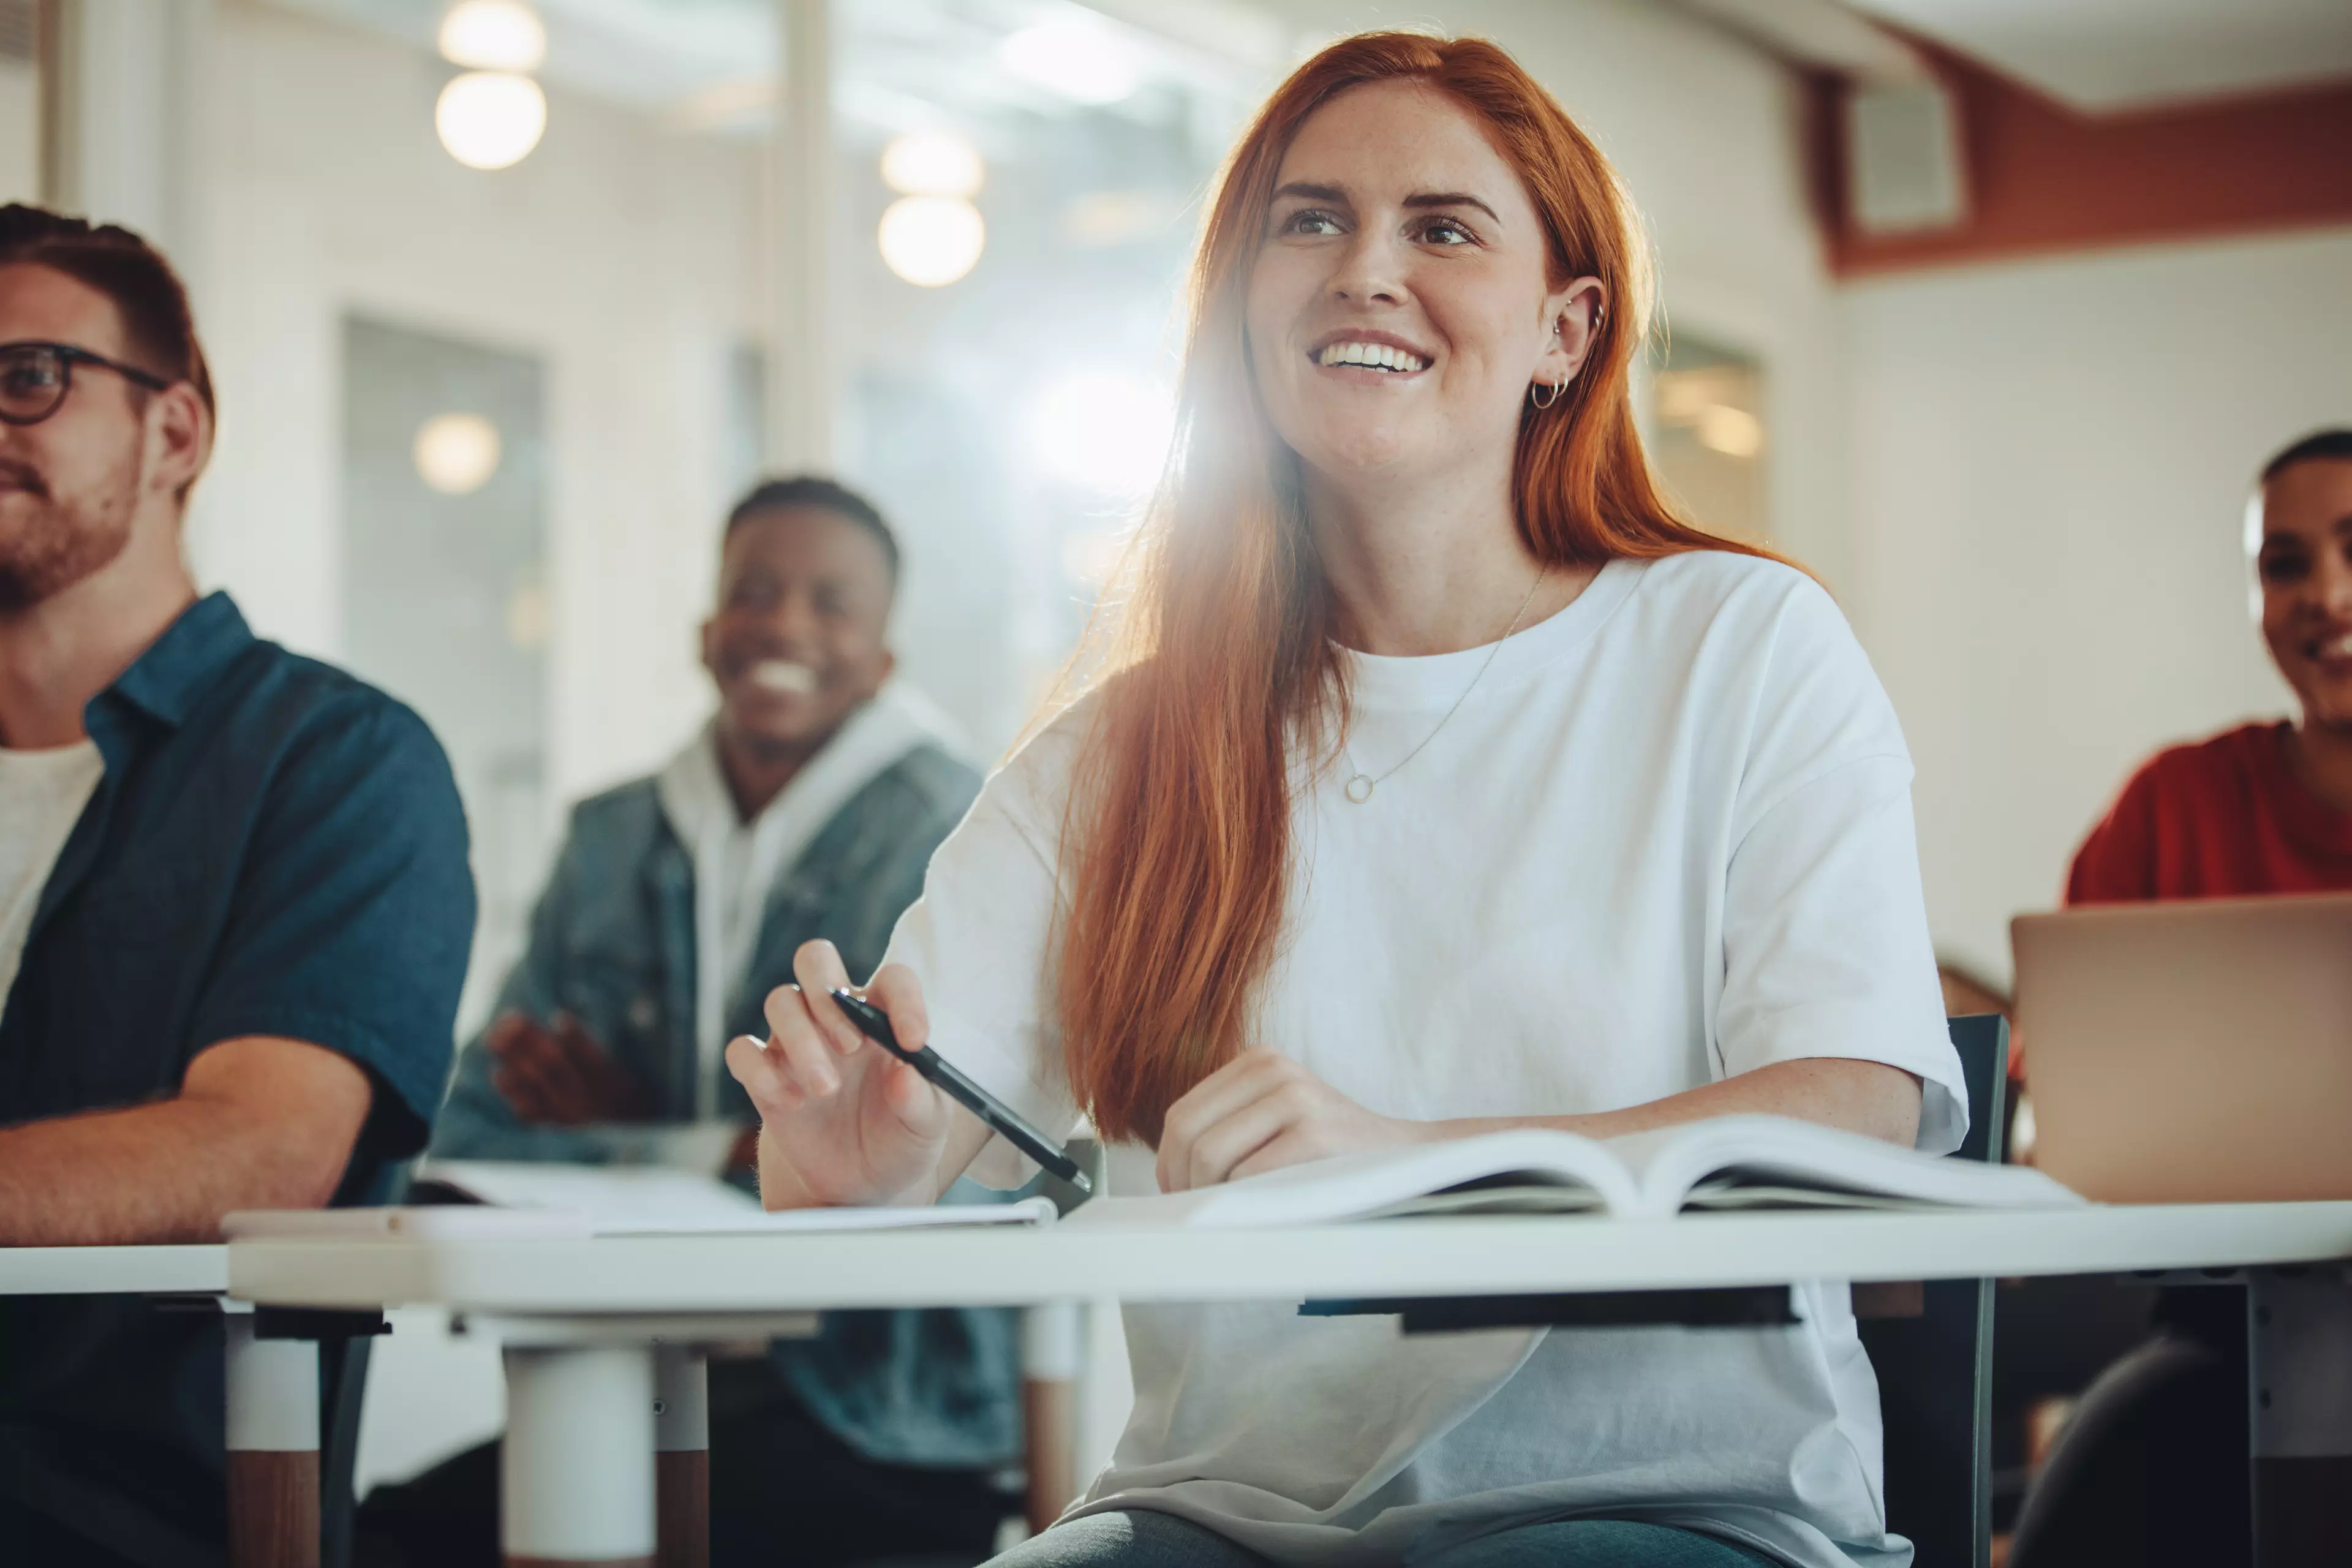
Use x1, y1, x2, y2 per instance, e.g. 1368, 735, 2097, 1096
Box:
655, 686, 962, 1117
884, 553, 1966, 1568
0, 739, 104, 1007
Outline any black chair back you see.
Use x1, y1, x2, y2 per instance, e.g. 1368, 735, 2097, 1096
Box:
1858, 1013, 2010, 1568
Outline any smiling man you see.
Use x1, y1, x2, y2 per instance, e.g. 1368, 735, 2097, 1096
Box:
375, 477, 1017, 1567
0, 206, 474, 1566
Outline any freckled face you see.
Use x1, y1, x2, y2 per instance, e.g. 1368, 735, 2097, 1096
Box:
1243, 80, 1583, 488
2253, 459, 2352, 731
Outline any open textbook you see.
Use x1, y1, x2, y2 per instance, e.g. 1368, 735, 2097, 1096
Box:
222, 1159, 1057, 1241
1063, 1116, 2082, 1229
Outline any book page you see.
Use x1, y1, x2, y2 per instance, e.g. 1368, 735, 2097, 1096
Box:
590, 1196, 1058, 1235
223, 1207, 593, 1242
1607, 1115, 2083, 1216
1359, 1183, 1611, 1219
417, 1159, 763, 1228
224, 1198, 1058, 1241
419, 1159, 1060, 1234
1060, 1129, 1638, 1229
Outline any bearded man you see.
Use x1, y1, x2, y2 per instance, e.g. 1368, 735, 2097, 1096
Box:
0, 205, 474, 1567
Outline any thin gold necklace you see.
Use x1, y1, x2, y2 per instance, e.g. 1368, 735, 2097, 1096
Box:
1341, 564, 1548, 804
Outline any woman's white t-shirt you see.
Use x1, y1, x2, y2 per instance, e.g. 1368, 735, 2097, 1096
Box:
882, 552, 1966, 1568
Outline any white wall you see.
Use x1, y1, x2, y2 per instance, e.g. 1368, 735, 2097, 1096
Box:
190, 0, 763, 813
1844, 226, 2352, 984
0, 58, 38, 205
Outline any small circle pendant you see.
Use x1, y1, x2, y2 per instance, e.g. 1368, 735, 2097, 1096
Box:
1344, 774, 1375, 804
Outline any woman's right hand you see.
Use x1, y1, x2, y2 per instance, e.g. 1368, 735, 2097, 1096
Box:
724, 941, 952, 1208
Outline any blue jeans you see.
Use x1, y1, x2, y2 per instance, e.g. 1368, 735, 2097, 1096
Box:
988, 1509, 1781, 1567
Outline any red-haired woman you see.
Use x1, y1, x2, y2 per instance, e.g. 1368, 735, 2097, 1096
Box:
731, 32, 1962, 1568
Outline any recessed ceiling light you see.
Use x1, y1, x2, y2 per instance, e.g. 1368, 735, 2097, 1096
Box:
435, 72, 548, 170
881, 132, 984, 198
437, 0, 547, 74
877, 196, 986, 287
1695, 405, 1764, 459
413, 412, 503, 494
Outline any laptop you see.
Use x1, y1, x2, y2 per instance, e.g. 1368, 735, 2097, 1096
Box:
2012, 891, 2352, 1204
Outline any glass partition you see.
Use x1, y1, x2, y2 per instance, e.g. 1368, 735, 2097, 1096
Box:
833, 0, 1272, 752
181, 0, 1282, 1020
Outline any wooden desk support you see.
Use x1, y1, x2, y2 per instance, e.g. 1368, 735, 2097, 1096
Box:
228, 1452, 318, 1568
225, 1314, 319, 1568
654, 1347, 709, 1568
2250, 1272, 2352, 1568
1022, 1302, 1082, 1535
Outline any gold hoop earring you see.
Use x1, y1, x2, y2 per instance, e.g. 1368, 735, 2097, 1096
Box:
1529, 379, 1564, 410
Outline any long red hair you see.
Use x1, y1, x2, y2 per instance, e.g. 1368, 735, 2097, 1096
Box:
1052, 31, 1782, 1145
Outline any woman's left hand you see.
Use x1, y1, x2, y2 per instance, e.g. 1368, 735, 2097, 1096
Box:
1155, 1049, 1431, 1193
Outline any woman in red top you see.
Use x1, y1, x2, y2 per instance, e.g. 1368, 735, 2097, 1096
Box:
2069, 429, 2352, 902
2013, 428, 2352, 1568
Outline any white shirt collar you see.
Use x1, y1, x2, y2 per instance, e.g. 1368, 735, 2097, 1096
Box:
655, 684, 966, 1114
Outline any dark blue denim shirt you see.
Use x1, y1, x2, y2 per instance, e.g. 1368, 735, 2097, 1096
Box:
0, 592, 475, 1568
431, 741, 1030, 1468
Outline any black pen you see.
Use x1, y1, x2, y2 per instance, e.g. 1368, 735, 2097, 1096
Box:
826, 988, 1091, 1193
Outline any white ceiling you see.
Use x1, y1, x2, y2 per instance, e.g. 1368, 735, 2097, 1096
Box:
1845, 0, 2352, 111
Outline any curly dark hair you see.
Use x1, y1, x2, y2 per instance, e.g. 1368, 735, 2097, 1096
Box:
725, 474, 899, 582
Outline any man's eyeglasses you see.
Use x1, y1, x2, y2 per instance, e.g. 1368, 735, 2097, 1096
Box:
0, 341, 172, 428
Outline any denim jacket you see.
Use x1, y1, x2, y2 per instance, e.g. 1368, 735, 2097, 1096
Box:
431, 739, 1024, 1467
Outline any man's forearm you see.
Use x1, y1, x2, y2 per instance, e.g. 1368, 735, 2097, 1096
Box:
0, 1101, 326, 1244
0, 1035, 371, 1245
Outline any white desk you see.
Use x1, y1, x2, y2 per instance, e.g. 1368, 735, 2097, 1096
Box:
228, 1203, 2352, 1568
0, 1242, 226, 1295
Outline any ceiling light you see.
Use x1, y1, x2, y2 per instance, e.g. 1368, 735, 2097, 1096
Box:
436, 72, 548, 170
877, 196, 986, 287
413, 412, 503, 494
1655, 367, 1747, 423
881, 132, 984, 198
1028, 373, 1172, 494
1061, 190, 1178, 247
1001, 18, 1139, 107
437, 0, 546, 73
506, 582, 549, 651
1695, 405, 1765, 459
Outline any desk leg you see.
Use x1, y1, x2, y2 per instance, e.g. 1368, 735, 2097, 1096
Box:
225, 1315, 320, 1568
2249, 1271, 2352, 1567
503, 1346, 655, 1568
1022, 1302, 1082, 1537
654, 1347, 709, 1568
